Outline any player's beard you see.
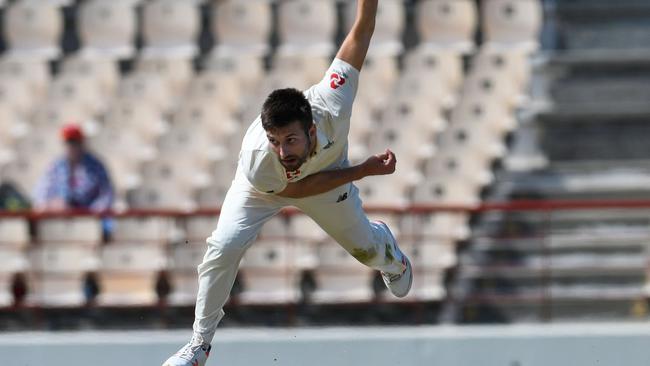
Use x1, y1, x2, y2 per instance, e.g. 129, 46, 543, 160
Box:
280, 135, 311, 172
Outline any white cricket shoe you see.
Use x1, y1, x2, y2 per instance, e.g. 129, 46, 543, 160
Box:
163, 334, 211, 366
376, 221, 413, 298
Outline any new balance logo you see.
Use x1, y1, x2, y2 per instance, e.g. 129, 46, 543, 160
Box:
323, 139, 334, 149
336, 192, 348, 203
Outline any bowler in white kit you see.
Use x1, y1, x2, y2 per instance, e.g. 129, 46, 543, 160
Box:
163, 1, 413, 365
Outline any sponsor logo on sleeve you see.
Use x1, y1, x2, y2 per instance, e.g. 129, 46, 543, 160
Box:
330, 72, 347, 90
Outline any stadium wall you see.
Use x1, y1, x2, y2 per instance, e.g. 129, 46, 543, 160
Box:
2, 323, 650, 366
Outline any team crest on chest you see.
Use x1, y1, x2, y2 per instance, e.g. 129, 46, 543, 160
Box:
286, 169, 301, 181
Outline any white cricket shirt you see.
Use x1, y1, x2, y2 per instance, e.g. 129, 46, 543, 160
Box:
238, 58, 360, 194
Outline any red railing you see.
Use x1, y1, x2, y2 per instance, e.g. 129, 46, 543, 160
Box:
2, 199, 650, 323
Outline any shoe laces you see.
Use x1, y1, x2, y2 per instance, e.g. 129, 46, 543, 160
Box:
382, 271, 402, 283
382, 257, 407, 283
177, 334, 208, 361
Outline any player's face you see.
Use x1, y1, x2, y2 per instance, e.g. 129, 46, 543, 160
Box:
266, 121, 316, 171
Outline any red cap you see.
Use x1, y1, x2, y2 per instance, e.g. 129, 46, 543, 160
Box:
60, 123, 84, 142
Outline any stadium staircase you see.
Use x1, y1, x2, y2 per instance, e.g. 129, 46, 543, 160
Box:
444, 0, 650, 323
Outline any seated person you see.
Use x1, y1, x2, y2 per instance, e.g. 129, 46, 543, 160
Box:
34, 123, 114, 212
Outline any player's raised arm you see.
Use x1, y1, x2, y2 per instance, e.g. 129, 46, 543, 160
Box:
336, 0, 378, 71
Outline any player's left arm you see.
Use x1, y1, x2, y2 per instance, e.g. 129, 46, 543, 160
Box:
336, 0, 378, 71
277, 149, 396, 199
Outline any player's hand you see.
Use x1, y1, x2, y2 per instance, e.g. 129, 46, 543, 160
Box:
362, 149, 397, 177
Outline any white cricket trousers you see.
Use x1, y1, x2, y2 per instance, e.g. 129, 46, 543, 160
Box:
192, 170, 403, 341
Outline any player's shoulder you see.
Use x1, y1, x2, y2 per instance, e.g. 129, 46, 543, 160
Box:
241, 115, 271, 152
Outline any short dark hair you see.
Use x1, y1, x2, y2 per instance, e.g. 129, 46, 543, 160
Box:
261, 88, 313, 134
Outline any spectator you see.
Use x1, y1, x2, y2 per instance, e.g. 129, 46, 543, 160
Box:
34, 123, 114, 212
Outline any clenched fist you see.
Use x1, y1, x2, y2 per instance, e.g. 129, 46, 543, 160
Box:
361, 149, 397, 177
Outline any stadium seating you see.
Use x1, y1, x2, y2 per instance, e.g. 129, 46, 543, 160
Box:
0, 56, 50, 101
277, 0, 337, 56
141, 0, 200, 58
0, 218, 29, 306
344, 0, 404, 56
482, 0, 543, 51
136, 57, 194, 97
60, 55, 120, 97
4, 0, 62, 60
238, 239, 299, 304
77, 0, 137, 59
212, 0, 271, 56
310, 240, 375, 303
0, 0, 546, 313
98, 242, 167, 306
27, 243, 99, 306
415, 0, 477, 53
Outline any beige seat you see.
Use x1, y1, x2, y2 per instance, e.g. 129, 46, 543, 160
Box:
354, 56, 399, 126
61, 55, 120, 97
27, 243, 100, 306
136, 56, 194, 97
472, 45, 532, 92
393, 71, 456, 110
194, 165, 237, 209
380, 93, 447, 135
311, 239, 375, 303
7, 131, 62, 193
116, 72, 175, 113
416, 0, 477, 53
425, 150, 494, 187
5, 0, 62, 60
418, 213, 471, 241
184, 73, 243, 115
78, 0, 137, 59
0, 218, 29, 307
367, 121, 438, 167
403, 47, 464, 99
141, 0, 200, 58
185, 215, 219, 243
437, 124, 506, 163
0, 79, 35, 118
270, 53, 331, 88
169, 240, 206, 305
36, 217, 103, 244
450, 98, 517, 137
212, 0, 271, 56
277, 0, 336, 56
238, 239, 299, 304
128, 174, 199, 211
202, 54, 265, 91
90, 128, 154, 197
411, 238, 456, 301
111, 216, 175, 243
345, 0, 404, 56
412, 175, 483, 206
356, 176, 413, 207
103, 100, 168, 144
31, 102, 92, 134
48, 74, 106, 117
98, 243, 167, 306
482, 0, 543, 52
0, 56, 50, 100
157, 126, 228, 170
461, 71, 525, 111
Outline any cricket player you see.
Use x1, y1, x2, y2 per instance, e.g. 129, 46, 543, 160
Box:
164, 1, 412, 364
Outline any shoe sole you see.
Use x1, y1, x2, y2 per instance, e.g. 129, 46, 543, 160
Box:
393, 255, 413, 298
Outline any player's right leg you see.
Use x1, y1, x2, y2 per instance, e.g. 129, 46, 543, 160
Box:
163, 172, 285, 366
